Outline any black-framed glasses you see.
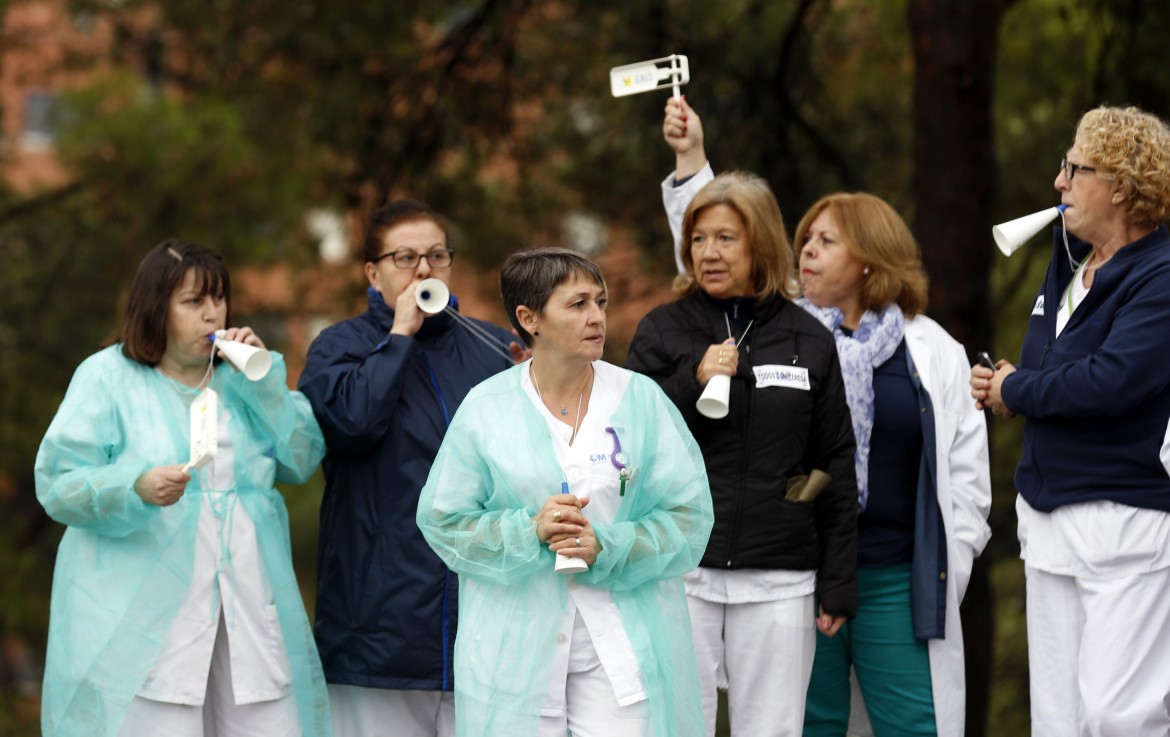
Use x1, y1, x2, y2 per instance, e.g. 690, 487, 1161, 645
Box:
372, 249, 455, 269
1059, 157, 1097, 181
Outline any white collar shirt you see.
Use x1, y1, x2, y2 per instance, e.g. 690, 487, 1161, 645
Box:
521, 361, 648, 714
138, 402, 293, 705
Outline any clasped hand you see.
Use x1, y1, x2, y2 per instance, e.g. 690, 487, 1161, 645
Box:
696, 338, 737, 388
969, 359, 1017, 418
535, 494, 600, 567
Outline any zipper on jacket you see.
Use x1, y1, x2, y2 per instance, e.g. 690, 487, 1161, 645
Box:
726, 370, 754, 567
421, 351, 453, 426
1031, 342, 1053, 495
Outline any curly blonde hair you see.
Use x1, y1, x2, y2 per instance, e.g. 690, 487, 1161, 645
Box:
1076, 106, 1170, 228
675, 171, 799, 299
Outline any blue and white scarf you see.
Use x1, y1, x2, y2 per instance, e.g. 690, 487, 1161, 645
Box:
795, 297, 905, 511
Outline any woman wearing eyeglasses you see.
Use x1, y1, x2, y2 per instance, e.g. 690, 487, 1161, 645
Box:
972, 106, 1170, 737
298, 200, 524, 737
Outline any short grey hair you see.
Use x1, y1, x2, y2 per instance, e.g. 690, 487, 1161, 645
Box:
500, 247, 607, 347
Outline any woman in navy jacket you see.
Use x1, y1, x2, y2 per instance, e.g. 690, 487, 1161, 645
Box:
298, 200, 518, 737
973, 106, 1170, 737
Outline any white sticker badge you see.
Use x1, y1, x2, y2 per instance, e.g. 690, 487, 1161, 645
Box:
1032, 295, 1045, 316
753, 365, 811, 391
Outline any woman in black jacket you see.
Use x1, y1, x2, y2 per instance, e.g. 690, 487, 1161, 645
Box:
627, 171, 857, 737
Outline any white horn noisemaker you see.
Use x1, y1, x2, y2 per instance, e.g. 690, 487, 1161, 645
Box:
212, 330, 272, 381
992, 204, 1068, 256
415, 278, 451, 315
696, 374, 731, 419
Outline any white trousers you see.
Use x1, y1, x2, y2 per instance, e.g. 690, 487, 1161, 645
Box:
536, 613, 652, 737
329, 684, 455, 737
119, 611, 300, 737
1026, 564, 1170, 737
687, 593, 816, 737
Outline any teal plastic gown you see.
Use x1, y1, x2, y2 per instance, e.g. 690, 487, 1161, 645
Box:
417, 362, 713, 737
34, 345, 330, 737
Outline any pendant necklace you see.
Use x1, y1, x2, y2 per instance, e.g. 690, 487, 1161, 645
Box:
531, 364, 593, 444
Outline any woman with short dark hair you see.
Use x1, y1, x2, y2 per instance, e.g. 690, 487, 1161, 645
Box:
417, 247, 713, 737
36, 239, 329, 737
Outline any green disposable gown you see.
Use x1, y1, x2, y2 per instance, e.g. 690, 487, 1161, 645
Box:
417, 361, 713, 737
35, 345, 330, 737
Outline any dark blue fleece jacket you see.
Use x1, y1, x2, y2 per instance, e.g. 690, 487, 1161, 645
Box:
298, 288, 515, 691
1003, 226, 1170, 513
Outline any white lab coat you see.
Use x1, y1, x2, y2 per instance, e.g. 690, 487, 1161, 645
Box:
848, 315, 993, 737
662, 165, 992, 736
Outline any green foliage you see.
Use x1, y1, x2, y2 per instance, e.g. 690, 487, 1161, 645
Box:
657, 0, 914, 213
54, 71, 312, 263
72, 0, 920, 267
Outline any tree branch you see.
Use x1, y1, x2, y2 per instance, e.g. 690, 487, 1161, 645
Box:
0, 180, 85, 224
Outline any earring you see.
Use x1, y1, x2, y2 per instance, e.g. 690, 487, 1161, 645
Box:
863, 267, 871, 276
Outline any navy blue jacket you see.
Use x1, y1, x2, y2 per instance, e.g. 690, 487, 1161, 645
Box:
1003, 226, 1170, 513
906, 346, 947, 640
298, 288, 515, 690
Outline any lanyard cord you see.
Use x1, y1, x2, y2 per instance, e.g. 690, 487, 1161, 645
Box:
201, 344, 238, 629
723, 313, 754, 346
1065, 251, 1094, 316
440, 306, 517, 364
1059, 208, 1078, 273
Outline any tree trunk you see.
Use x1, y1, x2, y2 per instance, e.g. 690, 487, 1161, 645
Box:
908, 2, 1012, 735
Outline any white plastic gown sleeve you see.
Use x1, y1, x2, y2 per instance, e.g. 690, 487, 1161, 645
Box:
34, 346, 330, 737
661, 162, 715, 275
417, 362, 713, 737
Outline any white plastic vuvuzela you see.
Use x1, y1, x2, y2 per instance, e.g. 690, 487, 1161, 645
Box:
992, 205, 1068, 256
696, 374, 731, 419
554, 553, 589, 574
415, 278, 451, 315
212, 330, 272, 381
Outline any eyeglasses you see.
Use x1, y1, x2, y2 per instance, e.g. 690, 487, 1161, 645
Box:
372, 249, 455, 269
1059, 158, 1097, 181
